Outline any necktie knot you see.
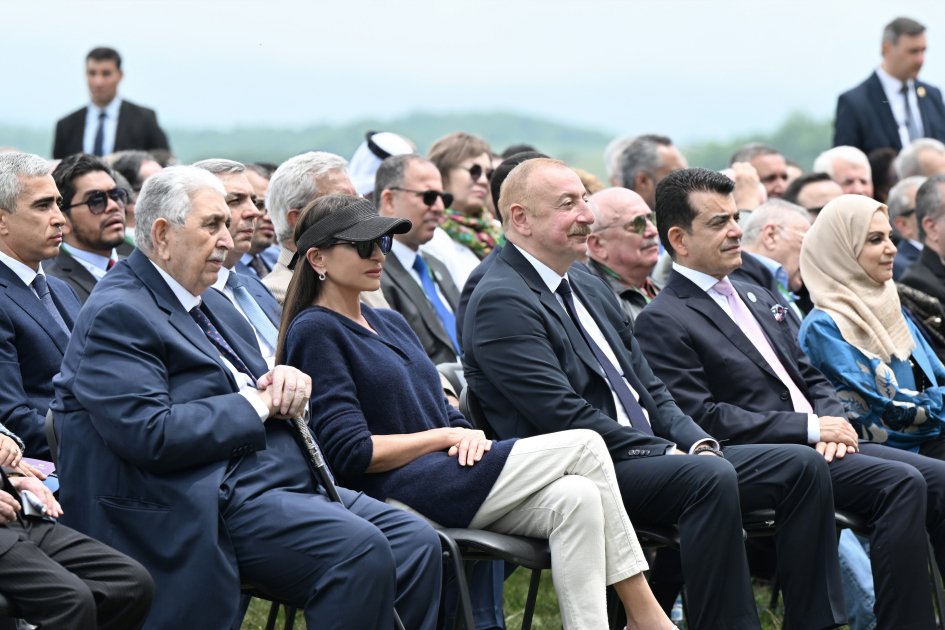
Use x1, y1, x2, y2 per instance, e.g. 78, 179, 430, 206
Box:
412, 255, 428, 275
98, 110, 107, 120
556, 278, 573, 298
713, 278, 735, 297
31, 274, 50, 298
225, 271, 244, 290
901, 82, 910, 95
106, 258, 117, 271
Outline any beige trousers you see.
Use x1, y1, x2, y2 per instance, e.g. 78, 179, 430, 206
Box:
468, 429, 648, 630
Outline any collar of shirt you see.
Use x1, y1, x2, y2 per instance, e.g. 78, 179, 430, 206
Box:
390, 239, 419, 271
589, 259, 657, 300
517, 246, 566, 292
672, 261, 722, 293
239, 252, 257, 268
0, 249, 40, 288
62, 243, 116, 279
88, 96, 123, 120
148, 259, 201, 312
876, 66, 914, 96
211, 265, 232, 292
909, 239, 925, 251
748, 252, 789, 290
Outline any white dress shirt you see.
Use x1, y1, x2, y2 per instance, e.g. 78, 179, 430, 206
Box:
62, 244, 118, 280
876, 66, 926, 148
82, 97, 122, 156
149, 260, 268, 420
0, 250, 42, 295
673, 262, 820, 443
420, 227, 482, 290
390, 240, 454, 313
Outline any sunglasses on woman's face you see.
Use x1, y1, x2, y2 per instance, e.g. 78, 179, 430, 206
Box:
64, 188, 129, 215
335, 234, 393, 259
464, 164, 494, 182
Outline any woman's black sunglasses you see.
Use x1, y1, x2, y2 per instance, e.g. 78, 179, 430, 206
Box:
334, 234, 393, 259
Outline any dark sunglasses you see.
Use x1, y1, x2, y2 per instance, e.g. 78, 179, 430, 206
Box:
390, 187, 453, 208
64, 188, 128, 214
465, 164, 494, 182
334, 234, 393, 259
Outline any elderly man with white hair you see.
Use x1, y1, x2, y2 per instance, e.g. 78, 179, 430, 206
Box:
889, 175, 928, 279
897, 138, 945, 179
812, 146, 874, 198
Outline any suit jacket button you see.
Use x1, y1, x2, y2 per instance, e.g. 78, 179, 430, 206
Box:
780, 391, 790, 401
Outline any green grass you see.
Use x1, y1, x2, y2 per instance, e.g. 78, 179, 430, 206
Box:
240, 572, 831, 629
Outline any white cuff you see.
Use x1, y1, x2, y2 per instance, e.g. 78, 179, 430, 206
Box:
689, 438, 720, 454
239, 389, 270, 422
807, 414, 820, 444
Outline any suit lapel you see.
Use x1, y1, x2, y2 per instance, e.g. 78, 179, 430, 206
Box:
0, 269, 71, 353
385, 254, 456, 351
868, 72, 903, 149
916, 81, 939, 138
501, 245, 606, 380
113, 101, 131, 150
56, 251, 98, 298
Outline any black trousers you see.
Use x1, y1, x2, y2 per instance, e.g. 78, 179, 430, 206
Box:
614, 443, 844, 630
831, 443, 945, 630
0, 517, 153, 630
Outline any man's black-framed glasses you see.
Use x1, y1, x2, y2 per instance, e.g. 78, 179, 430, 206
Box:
64, 188, 128, 215
390, 187, 453, 208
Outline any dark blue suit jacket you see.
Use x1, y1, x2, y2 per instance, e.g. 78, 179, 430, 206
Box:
52, 250, 309, 630
462, 243, 711, 460
0, 263, 80, 457
893, 240, 922, 281
635, 271, 845, 445
834, 72, 945, 153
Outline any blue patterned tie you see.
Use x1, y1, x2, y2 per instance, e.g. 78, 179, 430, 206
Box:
556, 278, 653, 434
189, 304, 255, 379
412, 255, 459, 354
31, 274, 70, 336
225, 272, 278, 350
92, 111, 106, 156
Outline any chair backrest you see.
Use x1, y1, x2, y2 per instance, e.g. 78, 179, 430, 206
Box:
45, 409, 58, 468
459, 386, 498, 440
436, 362, 466, 396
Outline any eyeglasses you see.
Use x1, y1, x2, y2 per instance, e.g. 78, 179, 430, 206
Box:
464, 164, 494, 182
600, 212, 657, 235
334, 234, 393, 259
64, 188, 128, 214
390, 187, 454, 208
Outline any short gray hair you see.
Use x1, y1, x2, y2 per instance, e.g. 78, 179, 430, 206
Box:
191, 158, 246, 176
888, 175, 928, 218
374, 154, 427, 204
915, 174, 945, 242
812, 146, 871, 179
267, 152, 348, 242
742, 198, 810, 246
883, 17, 925, 45
895, 139, 945, 178
603, 135, 635, 183
0, 153, 52, 213
616, 134, 672, 190
730, 143, 779, 166
135, 166, 226, 255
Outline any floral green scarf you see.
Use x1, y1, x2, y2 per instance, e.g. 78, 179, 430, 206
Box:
439, 208, 506, 259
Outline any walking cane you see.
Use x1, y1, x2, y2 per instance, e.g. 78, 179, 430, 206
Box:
289, 408, 407, 630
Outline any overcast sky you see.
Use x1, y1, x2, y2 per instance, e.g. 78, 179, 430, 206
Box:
4, 0, 945, 144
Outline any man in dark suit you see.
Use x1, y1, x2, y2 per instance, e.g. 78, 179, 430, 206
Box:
53, 47, 170, 160
376, 155, 460, 363
463, 158, 844, 630
834, 17, 945, 154
635, 167, 945, 629
195, 159, 281, 364
45, 154, 127, 303
889, 176, 927, 279
52, 166, 441, 630
0, 153, 81, 458
0, 421, 153, 629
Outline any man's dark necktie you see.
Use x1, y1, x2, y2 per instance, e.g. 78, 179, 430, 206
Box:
106, 258, 117, 271
901, 83, 921, 142
249, 255, 270, 278
556, 278, 653, 434
189, 304, 255, 380
412, 255, 459, 354
31, 274, 70, 336
92, 111, 106, 157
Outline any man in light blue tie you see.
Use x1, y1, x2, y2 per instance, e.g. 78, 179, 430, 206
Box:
375, 155, 460, 364
194, 159, 282, 365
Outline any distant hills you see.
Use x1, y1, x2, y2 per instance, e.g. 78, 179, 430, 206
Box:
0, 110, 834, 180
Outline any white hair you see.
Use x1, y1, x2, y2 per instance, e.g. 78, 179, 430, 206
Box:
267, 152, 348, 243
602, 135, 635, 183
134, 166, 226, 254
0, 153, 52, 212
895, 139, 945, 178
812, 146, 871, 179
192, 158, 246, 176
887, 175, 928, 218
742, 199, 810, 245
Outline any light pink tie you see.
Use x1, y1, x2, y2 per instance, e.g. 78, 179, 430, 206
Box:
713, 278, 813, 414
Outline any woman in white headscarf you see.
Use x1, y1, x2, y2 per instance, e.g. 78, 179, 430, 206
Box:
798, 194, 945, 457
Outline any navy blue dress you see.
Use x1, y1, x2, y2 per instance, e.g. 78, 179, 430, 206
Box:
284, 305, 515, 527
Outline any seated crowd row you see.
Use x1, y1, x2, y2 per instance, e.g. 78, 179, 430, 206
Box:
2, 119, 945, 630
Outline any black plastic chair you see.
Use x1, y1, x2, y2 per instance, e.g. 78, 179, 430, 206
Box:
0, 593, 18, 630
436, 362, 467, 398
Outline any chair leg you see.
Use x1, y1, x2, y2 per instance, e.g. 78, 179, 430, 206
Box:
434, 531, 475, 630
265, 600, 280, 630
284, 607, 297, 630
928, 538, 945, 630
521, 569, 542, 630
768, 577, 781, 611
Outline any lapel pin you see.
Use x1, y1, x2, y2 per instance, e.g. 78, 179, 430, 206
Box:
747, 292, 757, 303
771, 304, 787, 323
918, 86, 927, 98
